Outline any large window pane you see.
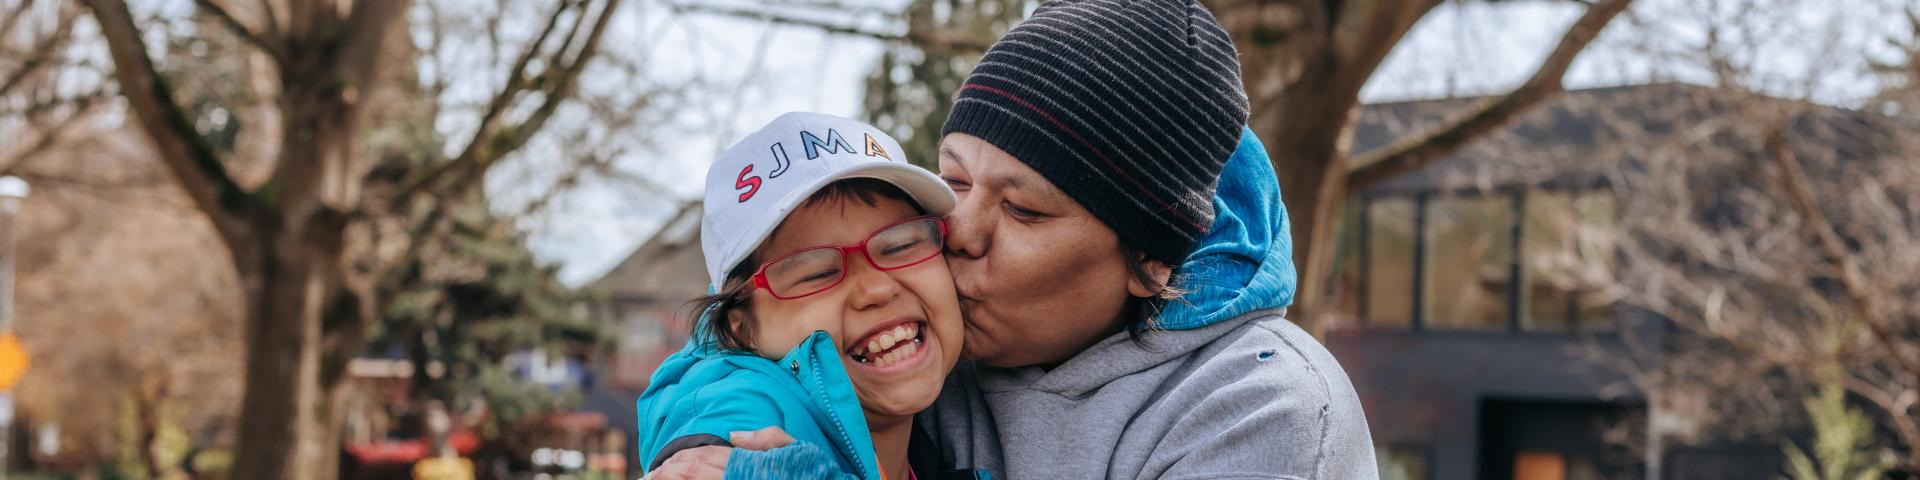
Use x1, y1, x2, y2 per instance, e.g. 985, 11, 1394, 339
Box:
1572, 193, 1617, 330
1424, 194, 1513, 330
1367, 198, 1416, 329
1522, 192, 1578, 331
1521, 191, 1616, 332
1325, 202, 1365, 330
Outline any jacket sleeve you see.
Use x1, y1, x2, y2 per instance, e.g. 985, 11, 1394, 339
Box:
1150, 321, 1378, 480
641, 375, 791, 474
725, 441, 862, 480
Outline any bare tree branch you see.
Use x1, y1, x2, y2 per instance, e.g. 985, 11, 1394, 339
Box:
1764, 125, 1920, 394
7, 169, 171, 191
257, 0, 410, 224
1843, 374, 1920, 471
421, 0, 451, 114
82, 0, 254, 240
332, 0, 412, 90
395, 0, 624, 211
669, 2, 992, 54
0, 0, 40, 43
194, 0, 284, 64
256, 0, 279, 39
735, 0, 900, 18
391, 0, 578, 202
0, 7, 77, 98
0, 92, 107, 174
1347, 0, 1634, 190
469, 0, 623, 172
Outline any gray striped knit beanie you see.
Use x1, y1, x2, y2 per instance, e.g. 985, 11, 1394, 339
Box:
941, 0, 1249, 264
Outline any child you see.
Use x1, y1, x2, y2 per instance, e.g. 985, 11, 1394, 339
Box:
636, 112, 974, 480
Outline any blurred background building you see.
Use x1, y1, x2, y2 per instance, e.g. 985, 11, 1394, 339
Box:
1322, 83, 1918, 479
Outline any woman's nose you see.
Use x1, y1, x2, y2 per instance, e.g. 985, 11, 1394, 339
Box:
944, 197, 991, 260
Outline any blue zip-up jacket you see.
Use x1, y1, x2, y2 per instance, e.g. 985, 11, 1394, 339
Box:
635, 328, 880, 480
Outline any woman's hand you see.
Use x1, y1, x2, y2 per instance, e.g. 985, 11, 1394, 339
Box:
642, 427, 796, 480
644, 446, 730, 480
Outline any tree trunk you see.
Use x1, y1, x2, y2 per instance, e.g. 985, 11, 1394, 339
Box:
1211, 0, 1629, 335
1255, 67, 1372, 335
1211, 0, 1433, 334
225, 3, 406, 475
227, 47, 388, 480
230, 231, 342, 480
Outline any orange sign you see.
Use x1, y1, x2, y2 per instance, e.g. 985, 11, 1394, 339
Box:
412, 456, 475, 480
0, 333, 28, 390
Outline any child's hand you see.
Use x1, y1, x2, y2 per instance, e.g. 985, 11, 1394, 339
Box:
728, 426, 795, 450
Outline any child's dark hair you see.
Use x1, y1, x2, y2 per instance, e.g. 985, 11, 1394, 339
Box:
682, 178, 923, 351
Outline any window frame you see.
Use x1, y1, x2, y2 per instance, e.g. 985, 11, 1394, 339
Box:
1346, 185, 1617, 335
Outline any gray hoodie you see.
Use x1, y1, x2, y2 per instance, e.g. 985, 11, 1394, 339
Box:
916, 309, 1377, 480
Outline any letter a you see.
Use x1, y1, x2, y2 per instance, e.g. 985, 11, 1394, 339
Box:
865, 133, 892, 160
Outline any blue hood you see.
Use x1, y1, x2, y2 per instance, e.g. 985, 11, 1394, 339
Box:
1154, 127, 1297, 330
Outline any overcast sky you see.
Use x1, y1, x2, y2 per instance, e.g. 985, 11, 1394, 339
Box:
510, 0, 1910, 286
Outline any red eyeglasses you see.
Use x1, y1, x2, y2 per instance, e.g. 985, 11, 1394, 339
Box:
750, 216, 948, 300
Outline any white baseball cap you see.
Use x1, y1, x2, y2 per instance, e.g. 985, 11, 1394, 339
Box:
701, 112, 956, 292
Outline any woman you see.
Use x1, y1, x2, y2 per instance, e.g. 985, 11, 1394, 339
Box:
655, 0, 1376, 478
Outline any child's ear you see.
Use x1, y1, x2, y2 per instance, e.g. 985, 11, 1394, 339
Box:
725, 307, 754, 347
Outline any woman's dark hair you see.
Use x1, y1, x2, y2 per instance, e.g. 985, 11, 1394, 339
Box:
1122, 245, 1187, 344
681, 178, 922, 351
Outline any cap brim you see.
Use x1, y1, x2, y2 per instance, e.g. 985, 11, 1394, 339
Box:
825, 161, 957, 217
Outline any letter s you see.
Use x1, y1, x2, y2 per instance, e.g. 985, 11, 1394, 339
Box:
736, 165, 762, 203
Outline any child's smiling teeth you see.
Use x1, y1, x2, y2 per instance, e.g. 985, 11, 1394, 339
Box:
850, 322, 924, 368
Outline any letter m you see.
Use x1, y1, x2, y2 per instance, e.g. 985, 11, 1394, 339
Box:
801, 129, 857, 160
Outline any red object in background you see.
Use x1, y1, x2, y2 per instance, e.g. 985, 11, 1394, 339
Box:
547, 411, 608, 431
345, 431, 482, 465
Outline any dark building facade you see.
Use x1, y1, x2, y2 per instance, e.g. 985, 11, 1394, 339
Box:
1320, 84, 1875, 480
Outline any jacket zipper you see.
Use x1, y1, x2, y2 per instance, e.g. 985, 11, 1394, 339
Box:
798, 333, 878, 480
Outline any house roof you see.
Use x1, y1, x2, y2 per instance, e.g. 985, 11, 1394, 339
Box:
1348, 83, 1911, 196
587, 201, 707, 302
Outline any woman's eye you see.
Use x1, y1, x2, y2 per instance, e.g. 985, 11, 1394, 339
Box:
941, 176, 970, 191
1004, 202, 1042, 220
